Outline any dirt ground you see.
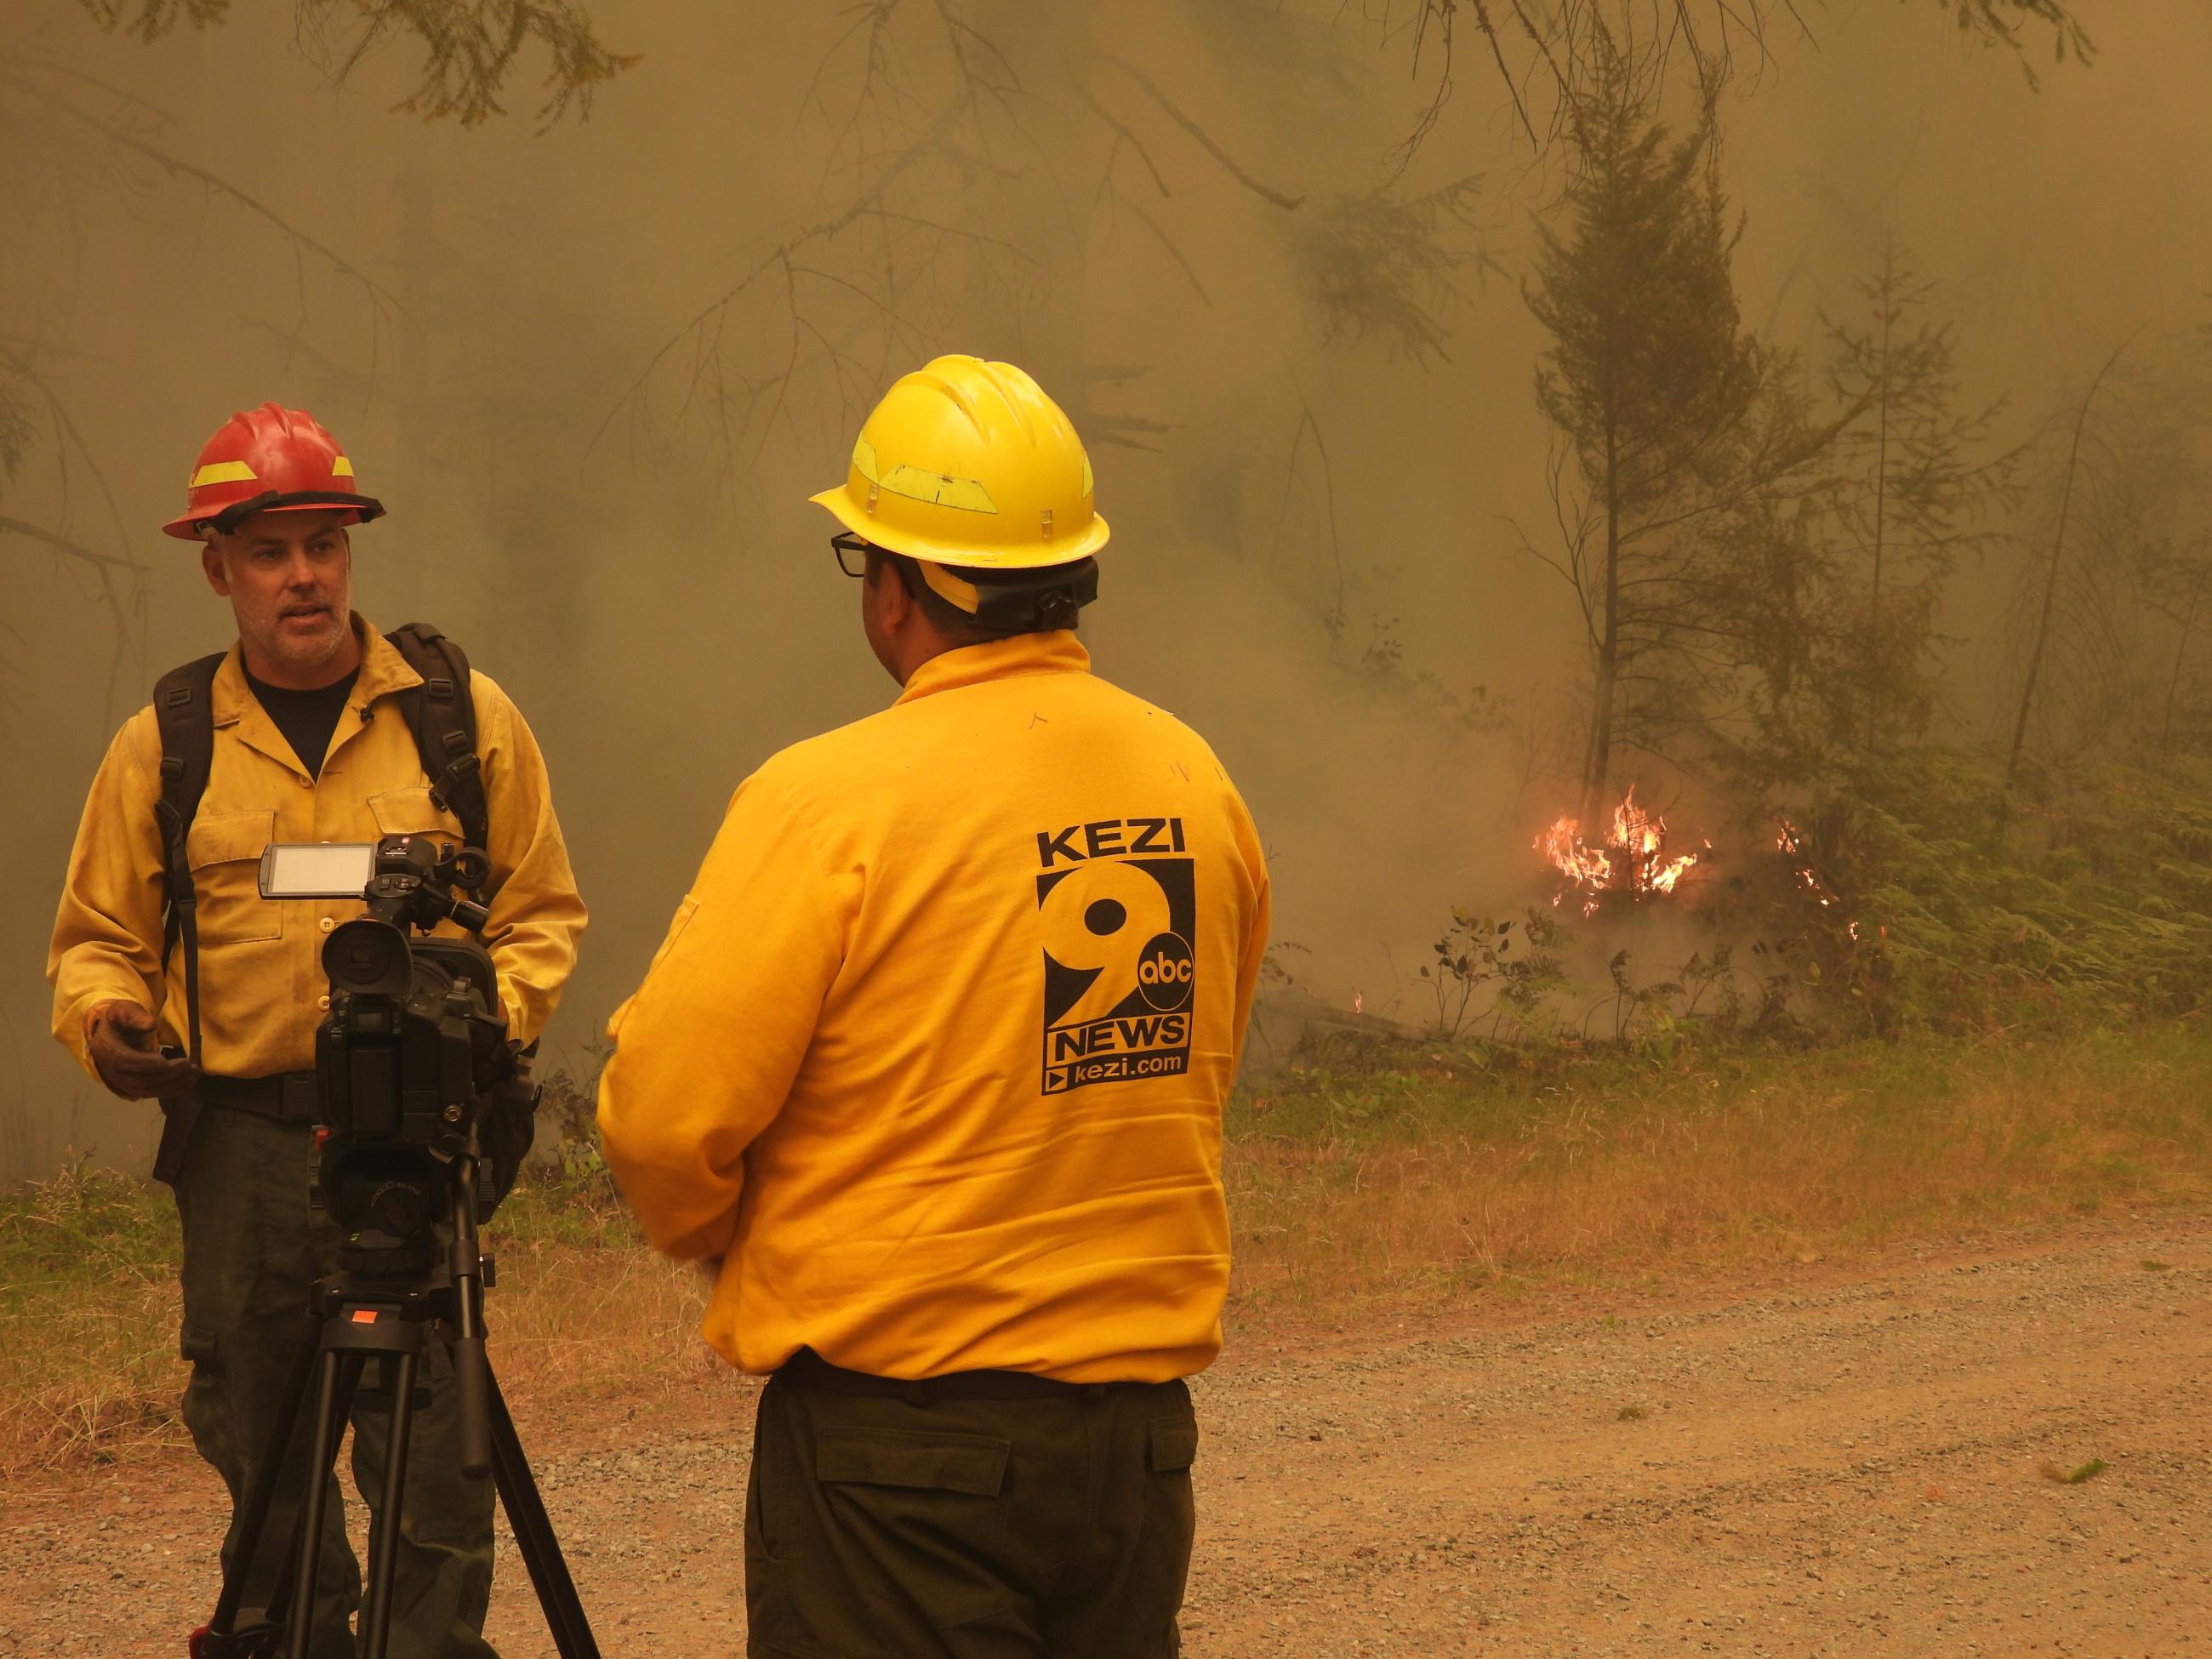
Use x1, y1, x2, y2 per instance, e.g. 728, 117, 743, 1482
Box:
4, 1216, 2206, 1657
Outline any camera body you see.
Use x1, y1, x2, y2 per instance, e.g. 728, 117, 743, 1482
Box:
265, 835, 532, 1263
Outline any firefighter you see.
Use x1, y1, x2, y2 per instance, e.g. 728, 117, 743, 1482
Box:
597, 355, 1271, 1657
46, 403, 587, 1658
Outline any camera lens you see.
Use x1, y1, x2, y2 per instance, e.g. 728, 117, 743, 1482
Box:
324, 919, 413, 996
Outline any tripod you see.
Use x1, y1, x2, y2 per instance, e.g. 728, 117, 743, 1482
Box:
191, 1160, 601, 1659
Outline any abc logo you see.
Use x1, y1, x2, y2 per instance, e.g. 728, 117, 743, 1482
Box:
1137, 932, 1195, 1012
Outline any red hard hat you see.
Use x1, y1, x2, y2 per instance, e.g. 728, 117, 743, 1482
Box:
162, 402, 385, 541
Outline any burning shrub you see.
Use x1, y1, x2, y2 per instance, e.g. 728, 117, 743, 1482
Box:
1537, 787, 1703, 916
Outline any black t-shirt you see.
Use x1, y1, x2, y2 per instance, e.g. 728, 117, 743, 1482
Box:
244, 664, 361, 782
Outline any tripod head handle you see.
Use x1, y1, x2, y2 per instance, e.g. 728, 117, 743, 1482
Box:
446, 1153, 495, 1480
453, 1333, 493, 1479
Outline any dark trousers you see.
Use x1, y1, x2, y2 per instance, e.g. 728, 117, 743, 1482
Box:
745, 1361, 1200, 1658
174, 1103, 499, 1659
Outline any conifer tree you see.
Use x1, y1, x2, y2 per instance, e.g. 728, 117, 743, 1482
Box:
1523, 29, 1760, 819
1820, 248, 2014, 751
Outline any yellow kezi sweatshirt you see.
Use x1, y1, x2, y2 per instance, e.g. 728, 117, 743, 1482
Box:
597, 630, 1270, 1383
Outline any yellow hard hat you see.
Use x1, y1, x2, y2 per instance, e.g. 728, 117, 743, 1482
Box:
809, 355, 1109, 570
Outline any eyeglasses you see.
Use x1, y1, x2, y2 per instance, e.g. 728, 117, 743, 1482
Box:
830, 532, 873, 578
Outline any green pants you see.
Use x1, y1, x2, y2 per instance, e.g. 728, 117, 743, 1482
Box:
174, 1104, 498, 1659
745, 1364, 1199, 1658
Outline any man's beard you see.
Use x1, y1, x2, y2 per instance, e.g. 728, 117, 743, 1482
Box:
260, 604, 347, 668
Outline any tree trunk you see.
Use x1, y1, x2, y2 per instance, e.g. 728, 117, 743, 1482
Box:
1866, 306, 1892, 752
2006, 343, 2126, 791
1582, 418, 1622, 823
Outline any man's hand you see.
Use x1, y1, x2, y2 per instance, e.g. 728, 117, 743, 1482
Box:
85, 1001, 197, 1102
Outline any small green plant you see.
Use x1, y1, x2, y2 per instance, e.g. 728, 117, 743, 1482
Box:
1417, 908, 1568, 1039
1616, 1403, 1649, 1422
2040, 1458, 2109, 1485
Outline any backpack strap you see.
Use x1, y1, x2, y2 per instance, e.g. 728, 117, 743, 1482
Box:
385, 623, 488, 854
153, 652, 225, 1069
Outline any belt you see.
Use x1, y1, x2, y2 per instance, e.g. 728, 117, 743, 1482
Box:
196, 1070, 320, 1123
780, 1346, 1099, 1402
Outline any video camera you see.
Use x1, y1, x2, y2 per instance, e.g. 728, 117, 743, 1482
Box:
259, 835, 533, 1270
199, 839, 596, 1659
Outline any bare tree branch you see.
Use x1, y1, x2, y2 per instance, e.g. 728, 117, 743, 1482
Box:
1097, 54, 1305, 212
77, 0, 637, 128
0, 515, 140, 570
1378, 0, 2083, 168
2, 60, 406, 330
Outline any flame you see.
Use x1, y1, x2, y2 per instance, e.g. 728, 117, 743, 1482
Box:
1537, 786, 1700, 914
1777, 817, 1870, 946
1776, 818, 1839, 908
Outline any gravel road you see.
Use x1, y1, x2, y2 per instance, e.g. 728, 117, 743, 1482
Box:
4, 1217, 2205, 1656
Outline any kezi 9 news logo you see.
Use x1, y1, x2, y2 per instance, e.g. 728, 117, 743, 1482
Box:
1035, 817, 1196, 1095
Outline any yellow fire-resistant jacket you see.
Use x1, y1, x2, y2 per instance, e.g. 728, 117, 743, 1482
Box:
597, 632, 1270, 1383
48, 616, 586, 1081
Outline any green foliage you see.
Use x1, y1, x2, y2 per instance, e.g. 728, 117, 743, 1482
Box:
1817, 248, 2017, 752
1528, 64, 1753, 504
74, 0, 635, 127
1523, 24, 1804, 818
1412, 740, 2212, 1048
1417, 907, 1568, 1039
1767, 748, 2212, 1035
2041, 1457, 2108, 1485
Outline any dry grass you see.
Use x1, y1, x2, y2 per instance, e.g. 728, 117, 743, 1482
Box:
0, 1168, 721, 1475
4, 1024, 2209, 1473
0, 1161, 187, 1470
1221, 1024, 2212, 1314
481, 1188, 725, 1411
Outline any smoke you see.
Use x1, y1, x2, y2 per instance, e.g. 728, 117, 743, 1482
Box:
4, 0, 2210, 1174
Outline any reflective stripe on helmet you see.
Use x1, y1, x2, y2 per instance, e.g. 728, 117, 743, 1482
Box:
810, 356, 1106, 570
165, 403, 382, 541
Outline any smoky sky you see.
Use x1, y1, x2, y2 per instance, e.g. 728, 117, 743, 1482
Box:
4, 0, 2207, 1176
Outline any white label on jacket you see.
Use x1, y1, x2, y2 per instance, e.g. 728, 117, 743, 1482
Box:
1035, 818, 1194, 1095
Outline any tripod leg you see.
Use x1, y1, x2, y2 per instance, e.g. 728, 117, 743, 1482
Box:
283, 1349, 351, 1659
254, 1351, 364, 1639
203, 1324, 317, 1637
487, 1367, 602, 1659
356, 1349, 419, 1659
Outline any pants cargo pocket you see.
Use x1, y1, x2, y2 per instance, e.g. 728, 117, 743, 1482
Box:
1134, 1411, 1198, 1652
815, 1426, 1015, 1629
177, 1321, 234, 1476
750, 1407, 1022, 1657
1146, 1411, 1198, 1558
